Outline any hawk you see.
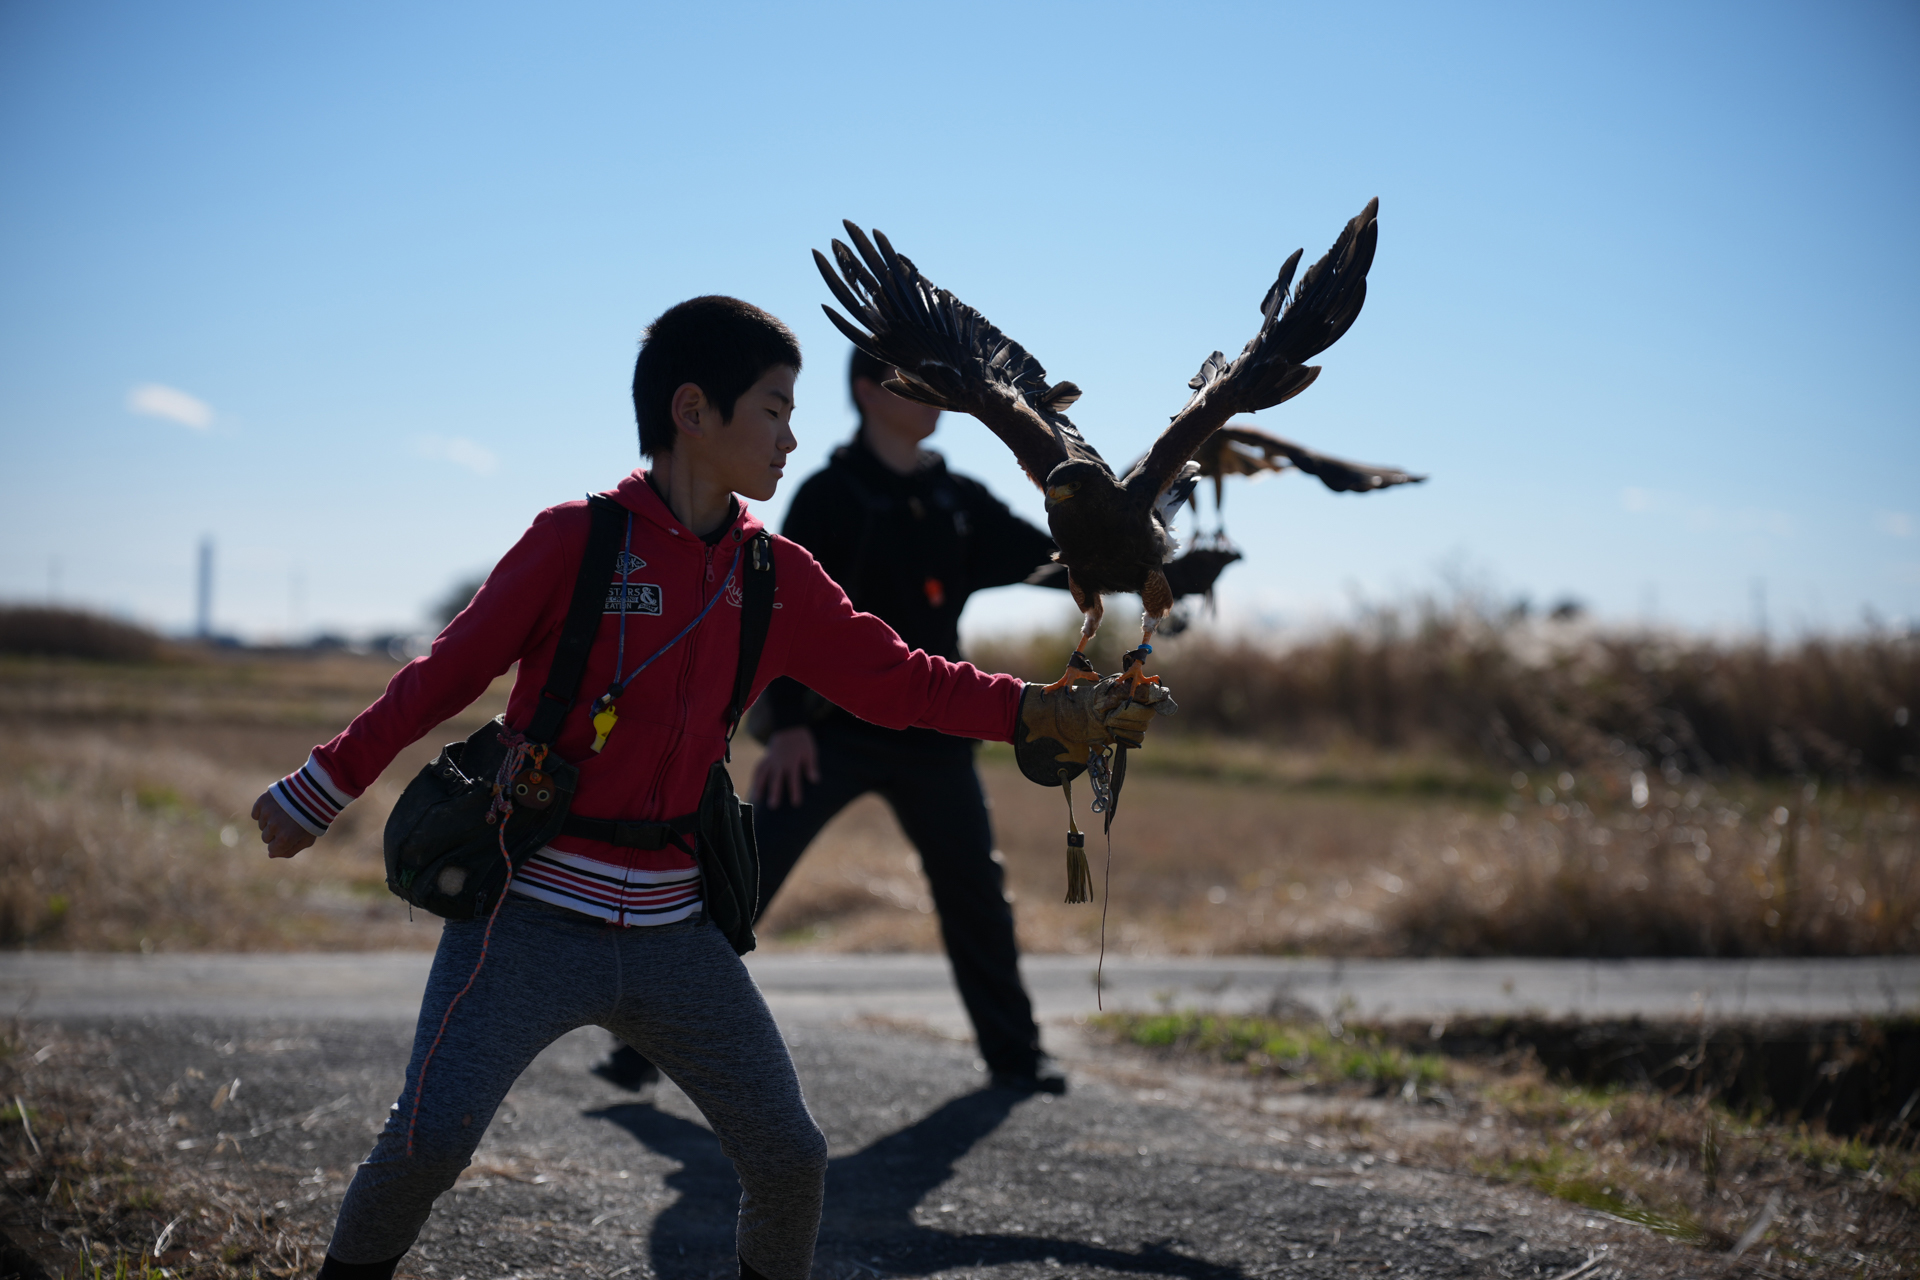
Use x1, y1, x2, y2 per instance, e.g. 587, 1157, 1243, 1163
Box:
814, 199, 1380, 689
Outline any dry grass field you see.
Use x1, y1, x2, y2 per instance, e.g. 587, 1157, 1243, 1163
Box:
2, 634, 1916, 1278
0, 644, 1913, 960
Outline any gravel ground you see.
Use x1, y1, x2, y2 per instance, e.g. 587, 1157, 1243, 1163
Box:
2, 1012, 1705, 1279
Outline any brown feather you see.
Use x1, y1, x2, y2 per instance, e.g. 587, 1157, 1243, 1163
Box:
814, 222, 1108, 494
1124, 199, 1381, 506
1202, 421, 1426, 497
1141, 569, 1174, 618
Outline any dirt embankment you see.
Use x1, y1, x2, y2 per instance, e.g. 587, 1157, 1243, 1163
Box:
2, 653, 1915, 959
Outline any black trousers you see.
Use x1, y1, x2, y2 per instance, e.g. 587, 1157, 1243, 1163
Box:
751, 723, 1042, 1076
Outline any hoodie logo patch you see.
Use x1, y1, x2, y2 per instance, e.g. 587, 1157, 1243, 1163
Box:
604, 583, 662, 615
614, 551, 647, 575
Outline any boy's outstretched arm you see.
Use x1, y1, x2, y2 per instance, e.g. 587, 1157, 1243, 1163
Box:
776, 545, 1171, 755
251, 504, 574, 851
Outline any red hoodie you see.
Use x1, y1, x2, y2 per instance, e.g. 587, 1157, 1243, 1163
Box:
271, 471, 1025, 924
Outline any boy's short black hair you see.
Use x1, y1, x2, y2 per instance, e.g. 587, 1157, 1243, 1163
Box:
632, 296, 802, 457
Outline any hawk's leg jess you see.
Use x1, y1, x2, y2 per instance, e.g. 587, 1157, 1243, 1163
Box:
1040, 595, 1105, 693
1122, 612, 1166, 694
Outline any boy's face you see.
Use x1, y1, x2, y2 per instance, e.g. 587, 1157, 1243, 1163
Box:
709, 364, 798, 502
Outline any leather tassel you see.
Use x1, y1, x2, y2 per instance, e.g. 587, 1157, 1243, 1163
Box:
1064, 831, 1091, 904
1060, 771, 1090, 904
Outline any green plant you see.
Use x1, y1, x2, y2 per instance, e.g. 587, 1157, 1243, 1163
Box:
1094, 1010, 1448, 1093
1477, 1148, 1715, 1245
68, 1251, 163, 1280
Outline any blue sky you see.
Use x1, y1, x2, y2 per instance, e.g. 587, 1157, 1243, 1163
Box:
1, 1, 1915, 642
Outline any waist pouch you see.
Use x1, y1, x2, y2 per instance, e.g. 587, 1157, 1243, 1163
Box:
383, 715, 578, 921
693, 759, 759, 954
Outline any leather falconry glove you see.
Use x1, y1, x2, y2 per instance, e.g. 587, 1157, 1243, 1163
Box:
1014, 675, 1177, 787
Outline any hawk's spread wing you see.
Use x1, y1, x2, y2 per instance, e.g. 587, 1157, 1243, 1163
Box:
1204, 422, 1426, 494
1124, 199, 1379, 504
816, 222, 1108, 490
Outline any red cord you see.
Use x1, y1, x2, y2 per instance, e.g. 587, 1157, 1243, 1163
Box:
404, 739, 530, 1157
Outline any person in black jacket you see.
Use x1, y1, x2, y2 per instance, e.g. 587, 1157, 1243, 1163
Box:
593, 346, 1068, 1094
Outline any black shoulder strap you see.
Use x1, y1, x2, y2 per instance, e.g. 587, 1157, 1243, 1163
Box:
527, 494, 626, 746
723, 530, 776, 761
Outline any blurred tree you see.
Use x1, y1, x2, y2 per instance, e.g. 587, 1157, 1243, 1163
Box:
0, 607, 160, 661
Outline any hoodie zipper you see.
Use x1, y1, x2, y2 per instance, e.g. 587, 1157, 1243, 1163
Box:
633, 527, 721, 883
613, 502, 741, 924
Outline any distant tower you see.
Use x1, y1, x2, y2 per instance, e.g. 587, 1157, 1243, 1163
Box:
196, 537, 213, 639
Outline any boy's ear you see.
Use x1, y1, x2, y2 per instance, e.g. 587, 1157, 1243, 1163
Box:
670, 382, 712, 439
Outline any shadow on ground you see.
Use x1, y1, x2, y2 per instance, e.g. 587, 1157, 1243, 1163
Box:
590, 1090, 1250, 1279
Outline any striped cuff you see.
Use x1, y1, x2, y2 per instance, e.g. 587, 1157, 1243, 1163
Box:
270, 754, 354, 837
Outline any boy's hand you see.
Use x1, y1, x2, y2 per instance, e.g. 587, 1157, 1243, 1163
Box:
251, 791, 317, 859
751, 727, 820, 809
1014, 675, 1177, 787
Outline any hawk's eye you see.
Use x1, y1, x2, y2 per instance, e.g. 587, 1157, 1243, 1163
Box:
1046, 481, 1080, 504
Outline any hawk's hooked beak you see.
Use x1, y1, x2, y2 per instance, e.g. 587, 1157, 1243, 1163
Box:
1045, 481, 1080, 508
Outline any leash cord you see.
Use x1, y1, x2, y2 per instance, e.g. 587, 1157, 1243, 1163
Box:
404, 736, 532, 1157
1097, 827, 1114, 1010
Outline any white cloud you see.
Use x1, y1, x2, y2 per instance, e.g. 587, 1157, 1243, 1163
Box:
127, 383, 214, 430
1619, 486, 1654, 512
415, 435, 499, 475
1875, 511, 1913, 538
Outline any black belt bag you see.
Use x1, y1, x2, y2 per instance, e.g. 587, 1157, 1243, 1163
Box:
382, 495, 775, 951
383, 714, 579, 921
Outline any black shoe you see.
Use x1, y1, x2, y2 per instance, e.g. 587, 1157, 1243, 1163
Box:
988, 1056, 1068, 1095
591, 1045, 660, 1092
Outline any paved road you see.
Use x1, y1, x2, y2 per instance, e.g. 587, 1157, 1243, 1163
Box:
11, 950, 1909, 1277
6, 951, 1915, 1031
21, 1012, 1677, 1280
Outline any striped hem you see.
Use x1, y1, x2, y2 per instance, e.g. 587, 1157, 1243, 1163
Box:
270, 754, 353, 837
508, 846, 703, 927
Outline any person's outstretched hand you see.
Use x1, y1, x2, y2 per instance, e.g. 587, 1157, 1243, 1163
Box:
252, 791, 316, 859
751, 726, 820, 809
1013, 674, 1177, 787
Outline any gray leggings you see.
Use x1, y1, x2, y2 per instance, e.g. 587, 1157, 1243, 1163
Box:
327, 897, 827, 1280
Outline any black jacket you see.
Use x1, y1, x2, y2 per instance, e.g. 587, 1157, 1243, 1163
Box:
764, 432, 1057, 739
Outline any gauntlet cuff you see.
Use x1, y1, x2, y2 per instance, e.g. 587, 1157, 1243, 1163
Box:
1014, 713, 1087, 788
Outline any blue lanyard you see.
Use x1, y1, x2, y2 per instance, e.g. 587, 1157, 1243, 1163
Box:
601, 513, 741, 705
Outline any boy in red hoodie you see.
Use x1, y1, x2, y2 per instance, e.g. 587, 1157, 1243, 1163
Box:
252, 296, 1164, 1280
